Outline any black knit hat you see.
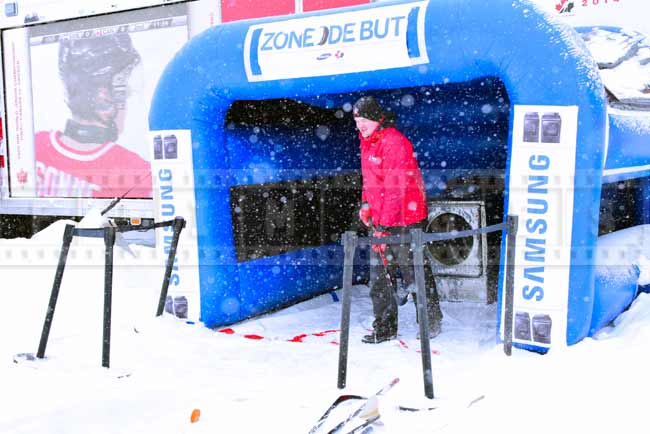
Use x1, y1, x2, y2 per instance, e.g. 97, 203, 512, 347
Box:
353, 96, 384, 122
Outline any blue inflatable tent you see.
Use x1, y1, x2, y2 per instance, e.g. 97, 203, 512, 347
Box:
149, 0, 649, 350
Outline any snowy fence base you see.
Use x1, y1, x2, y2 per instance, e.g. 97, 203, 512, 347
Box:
36, 217, 186, 368
337, 215, 518, 399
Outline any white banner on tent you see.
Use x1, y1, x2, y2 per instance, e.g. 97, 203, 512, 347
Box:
243, 0, 429, 81
149, 129, 200, 322
505, 105, 579, 349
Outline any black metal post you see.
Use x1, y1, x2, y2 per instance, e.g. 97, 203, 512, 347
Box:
102, 226, 116, 368
503, 215, 519, 356
37, 224, 75, 359
156, 217, 186, 316
412, 228, 434, 399
337, 231, 357, 389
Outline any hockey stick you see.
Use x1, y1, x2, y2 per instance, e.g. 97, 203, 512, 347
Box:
326, 378, 399, 434
308, 394, 365, 434
331, 385, 439, 434
101, 172, 153, 216
367, 219, 407, 305
340, 415, 380, 434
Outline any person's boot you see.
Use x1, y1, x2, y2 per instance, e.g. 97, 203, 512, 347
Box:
362, 317, 397, 344
362, 328, 397, 344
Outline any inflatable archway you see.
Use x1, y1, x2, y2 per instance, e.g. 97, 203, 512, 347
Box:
149, 0, 608, 351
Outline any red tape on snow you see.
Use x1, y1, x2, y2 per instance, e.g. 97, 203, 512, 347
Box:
218, 327, 339, 344
217, 328, 438, 353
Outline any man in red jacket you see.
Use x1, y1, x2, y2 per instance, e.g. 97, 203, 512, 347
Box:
354, 96, 443, 344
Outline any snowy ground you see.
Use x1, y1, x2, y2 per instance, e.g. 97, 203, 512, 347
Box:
1, 216, 650, 434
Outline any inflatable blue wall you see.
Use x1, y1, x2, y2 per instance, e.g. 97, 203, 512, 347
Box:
591, 225, 650, 334
149, 0, 622, 349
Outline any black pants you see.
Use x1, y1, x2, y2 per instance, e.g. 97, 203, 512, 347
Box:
369, 219, 443, 334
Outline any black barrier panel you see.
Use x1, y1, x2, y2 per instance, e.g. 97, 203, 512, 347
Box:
230, 172, 362, 262
599, 178, 646, 236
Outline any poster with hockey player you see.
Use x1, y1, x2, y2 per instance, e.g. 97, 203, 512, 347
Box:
2, 6, 188, 199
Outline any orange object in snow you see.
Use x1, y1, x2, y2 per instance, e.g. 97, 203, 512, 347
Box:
190, 409, 201, 423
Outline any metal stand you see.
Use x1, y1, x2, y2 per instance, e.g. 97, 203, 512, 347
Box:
503, 215, 518, 356
37, 224, 75, 359
156, 217, 187, 316
411, 228, 434, 398
336, 216, 518, 398
102, 226, 116, 368
36, 217, 186, 368
337, 231, 357, 389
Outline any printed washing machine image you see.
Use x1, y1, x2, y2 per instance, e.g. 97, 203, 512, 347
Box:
424, 201, 489, 302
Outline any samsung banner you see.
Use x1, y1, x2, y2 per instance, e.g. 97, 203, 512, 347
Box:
243, 0, 429, 81
505, 105, 579, 349
149, 129, 200, 321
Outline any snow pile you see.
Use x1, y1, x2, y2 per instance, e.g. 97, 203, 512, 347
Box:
582, 27, 645, 68
580, 27, 650, 108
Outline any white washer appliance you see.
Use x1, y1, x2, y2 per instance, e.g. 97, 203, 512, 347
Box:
425, 200, 488, 302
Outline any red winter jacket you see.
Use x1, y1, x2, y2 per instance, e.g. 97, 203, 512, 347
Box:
359, 126, 428, 228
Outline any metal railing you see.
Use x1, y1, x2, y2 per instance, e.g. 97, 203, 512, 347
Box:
337, 215, 518, 399
36, 217, 186, 368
